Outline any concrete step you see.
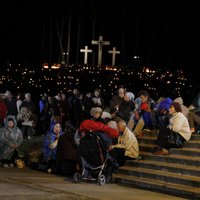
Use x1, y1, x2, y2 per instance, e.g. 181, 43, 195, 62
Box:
184, 140, 200, 148
190, 134, 200, 140
139, 151, 200, 167
114, 130, 200, 199
141, 130, 200, 140
125, 159, 200, 176
139, 143, 200, 157
113, 173, 200, 199
170, 147, 200, 157
116, 166, 200, 188
138, 136, 200, 148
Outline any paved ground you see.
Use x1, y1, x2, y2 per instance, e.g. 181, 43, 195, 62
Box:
0, 167, 187, 200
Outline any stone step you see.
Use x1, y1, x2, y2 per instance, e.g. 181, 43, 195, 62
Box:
139, 151, 200, 167
139, 143, 156, 152
170, 147, 200, 157
138, 136, 200, 148
141, 129, 158, 137
125, 159, 200, 176
113, 173, 200, 199
190, 134, 200, 140
139, 143, 200, 157
115, 130, 200, 198
184, 140, 200, 148
116, 166, 200, 188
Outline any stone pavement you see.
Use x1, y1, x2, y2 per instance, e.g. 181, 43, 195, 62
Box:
0, 167, 187, 200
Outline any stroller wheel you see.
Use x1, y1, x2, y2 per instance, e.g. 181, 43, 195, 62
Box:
97, 174, 106, 185
73, 172, 82, 183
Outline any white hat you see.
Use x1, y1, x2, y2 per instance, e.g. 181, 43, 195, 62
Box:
4, 90, 12, 97
101, 111, 112, 119
125, 92, 135, 101
107, 120, 118, 130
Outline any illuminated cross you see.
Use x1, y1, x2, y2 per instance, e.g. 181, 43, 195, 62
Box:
80, 46, 92, 64
91, 36, 110, 66
108, 47, 120, 66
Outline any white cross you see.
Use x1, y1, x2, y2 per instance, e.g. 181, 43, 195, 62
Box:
80, 46, 92, 64
108, 47, 120, 66
91, 36, 110, 66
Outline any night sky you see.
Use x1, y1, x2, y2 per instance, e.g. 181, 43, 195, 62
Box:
0, 1, 199, 79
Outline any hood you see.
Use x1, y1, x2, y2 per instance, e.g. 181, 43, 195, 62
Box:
158, 97, 173, 111
174, 97, 183, 105
4, 115, 17, 127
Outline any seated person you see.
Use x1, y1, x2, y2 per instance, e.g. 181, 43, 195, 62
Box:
109, 120, 140, 166
153, 102, 191, 155
153, 97, 173, 128
55, 122, 80, 175
0, 115, 23, 168
113, 92, 135, 123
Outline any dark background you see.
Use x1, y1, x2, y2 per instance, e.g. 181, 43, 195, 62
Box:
0, 1, 199, 81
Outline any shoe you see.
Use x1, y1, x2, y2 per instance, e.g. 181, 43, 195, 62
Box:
3, 163, 9, 168
47, 168, 52, 174
110, 158, 119, 168
153, 148, 169, 155
190, 128, 195, 134
136, 155, 142, 160
9, 163, 15, 168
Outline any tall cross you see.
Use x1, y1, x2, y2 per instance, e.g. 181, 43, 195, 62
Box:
80, 46, 92, 64
91, 36, 110, 66
108, 47, 120, 66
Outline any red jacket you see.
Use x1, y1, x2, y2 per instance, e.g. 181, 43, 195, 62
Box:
79, 119, 119, 138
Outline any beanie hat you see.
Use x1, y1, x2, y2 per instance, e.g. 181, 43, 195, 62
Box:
125, 92, 135, 101
158, 97, 173, 111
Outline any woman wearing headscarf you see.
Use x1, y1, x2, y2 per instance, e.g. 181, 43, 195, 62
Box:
0, 115, 23, 167
42, 120, 64, 173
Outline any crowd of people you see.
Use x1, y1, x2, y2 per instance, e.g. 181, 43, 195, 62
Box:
0, 87, 199, 176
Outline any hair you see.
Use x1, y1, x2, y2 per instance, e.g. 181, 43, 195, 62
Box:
138, 90, 149, 98
7, 118, 14, 122
90, 107, 103, 117
117, 119, 127, 127
171, 102, 182, 112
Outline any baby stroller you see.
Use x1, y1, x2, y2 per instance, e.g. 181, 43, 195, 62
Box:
73, 130, 118, 185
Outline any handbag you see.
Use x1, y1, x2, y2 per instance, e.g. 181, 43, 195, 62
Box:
168, 131, 184, 148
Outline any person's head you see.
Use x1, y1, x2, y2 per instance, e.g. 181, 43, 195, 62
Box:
138, 90, 149, 103
73, 88, 78, 95
61, 93, 66, 100
4, 90, 13, 99
53, 123, 62, 134
169, 102, 182, 114
117, 120, 127, 132
118, 88, 125, 99
25, 93, 31, 101
94, 89, 100, 97
7, 117, 15, 128
90, 107, 103, 119
86, 91, 92, 98
124, 92, 135, 102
